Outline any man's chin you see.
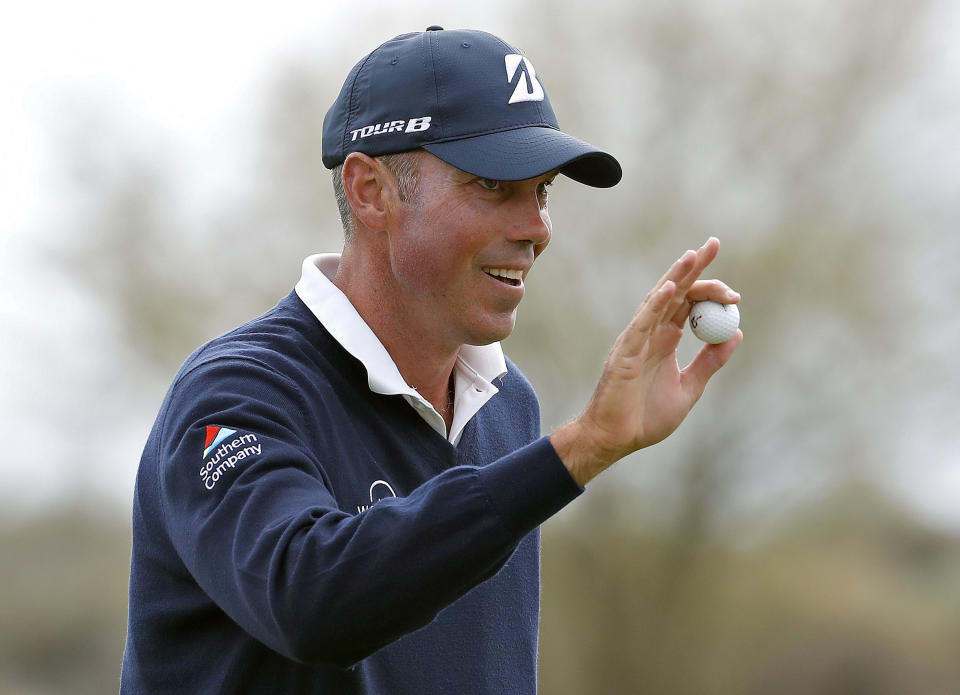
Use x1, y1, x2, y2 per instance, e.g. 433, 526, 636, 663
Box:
464, 313, 517, 346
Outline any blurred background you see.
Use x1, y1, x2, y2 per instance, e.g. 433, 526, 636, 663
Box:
2, 0, 959, 692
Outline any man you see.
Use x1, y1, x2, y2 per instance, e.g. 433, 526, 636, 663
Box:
121, 27, 741, 693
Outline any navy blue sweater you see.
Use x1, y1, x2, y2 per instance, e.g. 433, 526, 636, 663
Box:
121, 291, 582, 693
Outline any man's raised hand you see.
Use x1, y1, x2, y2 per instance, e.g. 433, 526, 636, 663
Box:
550, 237, 743, 486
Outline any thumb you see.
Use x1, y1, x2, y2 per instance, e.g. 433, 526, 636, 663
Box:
681, 330, 743, 400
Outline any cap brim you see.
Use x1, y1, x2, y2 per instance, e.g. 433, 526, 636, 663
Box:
422, 126, 622, 188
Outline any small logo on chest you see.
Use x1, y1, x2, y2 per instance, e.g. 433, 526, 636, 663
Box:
356, 479, 397, 514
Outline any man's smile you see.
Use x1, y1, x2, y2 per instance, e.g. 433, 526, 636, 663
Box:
482, 267, 524, 287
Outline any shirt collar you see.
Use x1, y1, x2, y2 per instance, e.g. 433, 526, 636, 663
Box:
294, 253, 508, 442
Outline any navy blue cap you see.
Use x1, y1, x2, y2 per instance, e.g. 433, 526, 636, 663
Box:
321, 27, 622, 188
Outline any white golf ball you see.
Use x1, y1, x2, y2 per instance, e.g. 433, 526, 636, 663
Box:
688, 301, 740, 344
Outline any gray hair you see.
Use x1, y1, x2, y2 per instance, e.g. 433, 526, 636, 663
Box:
332, 151, 423, 240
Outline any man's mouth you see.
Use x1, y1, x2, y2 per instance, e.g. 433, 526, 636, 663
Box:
482, 268, 523, 287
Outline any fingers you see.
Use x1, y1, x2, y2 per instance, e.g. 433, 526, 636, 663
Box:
669, 278, 741, 325
640, 237, 718, 314
667, 239, 718, 300
624, 237, 729, 355
686, 279, 741, 304
620, 280, 677, 356
686, 237, 720, 284
640, 250, 696, 314
656, 238, 721, 326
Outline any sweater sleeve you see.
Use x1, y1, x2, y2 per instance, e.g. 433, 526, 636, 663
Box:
155, 357, 582, 668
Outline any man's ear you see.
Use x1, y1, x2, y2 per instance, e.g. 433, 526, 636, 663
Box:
342, 152, 392, 232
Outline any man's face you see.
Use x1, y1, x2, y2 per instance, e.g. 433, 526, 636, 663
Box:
385, 152, 555, 348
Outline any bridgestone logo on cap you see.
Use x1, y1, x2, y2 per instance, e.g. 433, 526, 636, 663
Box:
349, 116, 432, 142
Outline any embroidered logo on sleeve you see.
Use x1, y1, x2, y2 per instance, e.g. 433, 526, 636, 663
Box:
199, 425, 262, 491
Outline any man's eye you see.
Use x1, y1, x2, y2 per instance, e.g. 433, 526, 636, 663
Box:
477, 178, 501, 191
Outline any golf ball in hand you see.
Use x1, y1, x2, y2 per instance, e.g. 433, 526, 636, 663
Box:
688, 301, 740, 344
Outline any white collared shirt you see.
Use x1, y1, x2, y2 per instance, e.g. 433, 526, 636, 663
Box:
294, 254, 508, 446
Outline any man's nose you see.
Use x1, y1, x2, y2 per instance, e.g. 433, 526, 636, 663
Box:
508, 191, 552, 249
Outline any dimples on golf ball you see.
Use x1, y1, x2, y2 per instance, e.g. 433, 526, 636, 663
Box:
688, 301, 740, 344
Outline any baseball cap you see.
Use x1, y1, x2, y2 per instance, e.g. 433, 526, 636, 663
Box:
321, 27, 622, 188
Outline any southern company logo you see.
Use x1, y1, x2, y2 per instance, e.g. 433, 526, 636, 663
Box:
203, 425, 236, 458
199, 425, 262, 491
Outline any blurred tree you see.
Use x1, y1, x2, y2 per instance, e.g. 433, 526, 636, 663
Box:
0, 509, 131, 695
52, 64, 343, 372
540, 480, 960, 694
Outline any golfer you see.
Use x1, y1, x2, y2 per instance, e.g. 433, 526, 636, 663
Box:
121, 26, 741, 694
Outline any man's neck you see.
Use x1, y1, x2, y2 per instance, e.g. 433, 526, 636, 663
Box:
333, 246, 460, 425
